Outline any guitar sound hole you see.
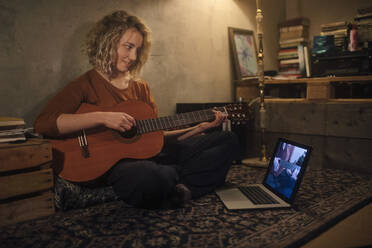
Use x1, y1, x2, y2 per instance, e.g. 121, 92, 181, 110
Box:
120, 126, 138, 138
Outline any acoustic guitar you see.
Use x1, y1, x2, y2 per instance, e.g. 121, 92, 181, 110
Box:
51, 100, 249, 182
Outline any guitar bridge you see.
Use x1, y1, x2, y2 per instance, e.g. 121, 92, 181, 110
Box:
78, 130, 90, 158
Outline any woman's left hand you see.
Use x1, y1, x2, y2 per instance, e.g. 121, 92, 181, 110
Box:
197, 109, 228, 132
168, 109, 228, 142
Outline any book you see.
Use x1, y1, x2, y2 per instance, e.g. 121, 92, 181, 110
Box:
272, 74, 301, 80
0, 117, 29, 143
304, 46, 311, 77
279, 63, 300, 70
356, 19, 372, 25
0, 127, 34, 143
280, 29, 309, 41
280, 42, 303, 49
357, 22, 372, 42
354, 12, 372, 21
278, 54, 298, 60
0, 116, 25, 126
279, 58, 300, 65
0, 117, 26, 131
278, 48, 298, 54
321, 25, 349, 32
296, 44, 312, 77
279, 37, 308, 45
297, 44, 306, 77
357, 6, 372, 15
277, 45, 310, 78
320, 21, 348, 29
320, 28, 348, 36
278, 69, 301, 75
277, 18, 310, 79
280, 25, 308, 33
279, 17, 310, 28
0, 130, 26, 143
278, 48, 299, 60
277, 60, 301, 78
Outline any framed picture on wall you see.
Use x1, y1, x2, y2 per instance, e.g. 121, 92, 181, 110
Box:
228, 27, 258, 81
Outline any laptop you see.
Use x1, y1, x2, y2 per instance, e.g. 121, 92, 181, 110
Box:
216, 138, 312, 210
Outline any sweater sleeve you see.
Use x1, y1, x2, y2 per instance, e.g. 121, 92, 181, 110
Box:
34, 79, 90, 138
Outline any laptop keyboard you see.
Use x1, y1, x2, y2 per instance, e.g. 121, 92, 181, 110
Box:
238, 186, 279, 205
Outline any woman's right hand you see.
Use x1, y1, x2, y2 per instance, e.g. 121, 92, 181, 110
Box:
56, 111, 136, 135
101, 112, 136, 132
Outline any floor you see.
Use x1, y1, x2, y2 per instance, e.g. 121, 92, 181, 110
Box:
302, 203, 372, 248
242, 159, 372, 248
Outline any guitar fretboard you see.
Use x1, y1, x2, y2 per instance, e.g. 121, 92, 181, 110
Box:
136, 107, 225, 134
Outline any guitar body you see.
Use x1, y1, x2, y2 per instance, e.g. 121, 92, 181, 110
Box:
51, 101, 163, 182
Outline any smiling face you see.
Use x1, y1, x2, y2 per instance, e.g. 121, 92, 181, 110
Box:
115, 27, 144, 75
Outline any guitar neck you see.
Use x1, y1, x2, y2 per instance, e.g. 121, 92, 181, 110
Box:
136, 107, 225, 134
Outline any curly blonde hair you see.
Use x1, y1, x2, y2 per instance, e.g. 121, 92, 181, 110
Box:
84, 10, 151, 79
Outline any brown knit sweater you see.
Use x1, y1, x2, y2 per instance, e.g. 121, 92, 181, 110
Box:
34, 69, 157, 138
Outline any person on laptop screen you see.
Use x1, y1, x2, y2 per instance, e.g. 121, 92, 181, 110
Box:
266, 142, 308, 198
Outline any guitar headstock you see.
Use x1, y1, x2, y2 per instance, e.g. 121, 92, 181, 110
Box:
224, 103, 251, 125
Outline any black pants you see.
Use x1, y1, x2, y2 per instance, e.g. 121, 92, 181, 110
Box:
106, 130, 239, 208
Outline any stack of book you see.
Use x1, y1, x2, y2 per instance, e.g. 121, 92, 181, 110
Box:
354, 6, 372, 46
320, 21, 350, 51
277, 17, 311, 79
0, 117, 28, 143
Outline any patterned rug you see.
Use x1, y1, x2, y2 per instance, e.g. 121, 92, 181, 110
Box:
1, 165, 372, 248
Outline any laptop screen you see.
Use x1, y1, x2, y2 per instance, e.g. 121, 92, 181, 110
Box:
263, 138, 312, 203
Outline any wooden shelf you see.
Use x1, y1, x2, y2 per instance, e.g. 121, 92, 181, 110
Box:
265, 75, 372, 100
235, 75, 372, 101
264, 75, 372, 84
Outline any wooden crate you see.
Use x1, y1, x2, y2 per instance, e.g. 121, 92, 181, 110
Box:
0, 139, 55, 226
0, 192, 54, 226
0, 167, 54, 199
0, 138, 52, 172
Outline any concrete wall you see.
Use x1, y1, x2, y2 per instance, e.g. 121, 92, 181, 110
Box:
0, 0, 284, 126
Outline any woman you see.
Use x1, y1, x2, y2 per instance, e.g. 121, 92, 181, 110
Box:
34, 10, 239, 209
